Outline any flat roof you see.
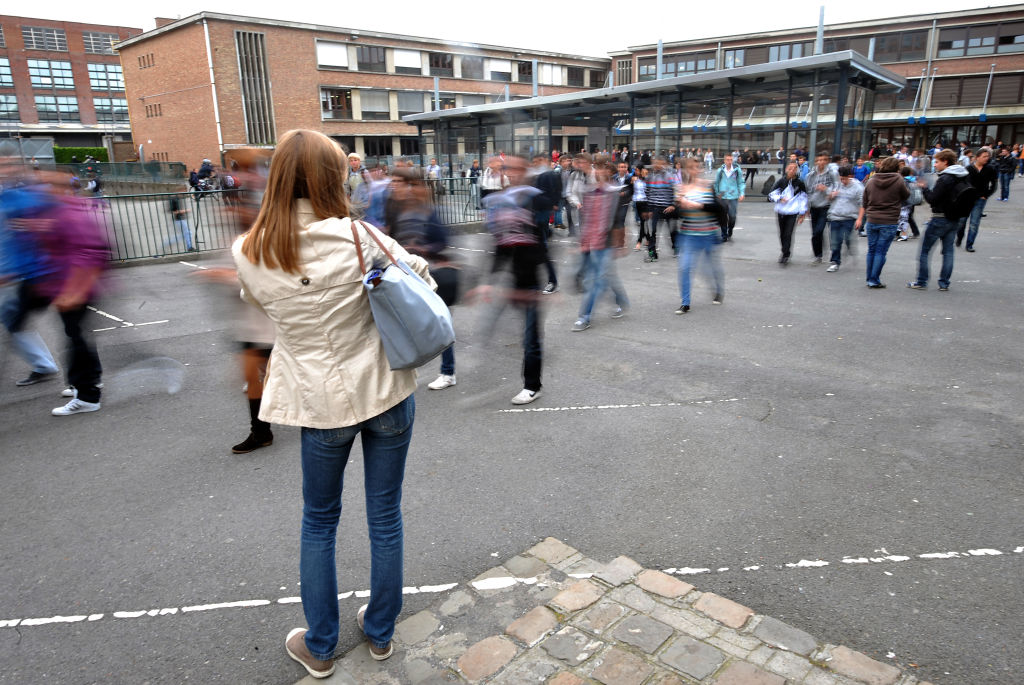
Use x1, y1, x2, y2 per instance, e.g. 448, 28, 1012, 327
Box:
404, 51, 906, 127
114, 12, 609, 64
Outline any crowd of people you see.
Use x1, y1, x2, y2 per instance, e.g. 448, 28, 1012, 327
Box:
2, 131, 1018, 680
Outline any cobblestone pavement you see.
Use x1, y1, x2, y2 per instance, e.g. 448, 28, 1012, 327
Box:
294, 538, 934, 685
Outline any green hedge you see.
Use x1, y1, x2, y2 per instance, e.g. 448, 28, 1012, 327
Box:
53, 147, 109, 163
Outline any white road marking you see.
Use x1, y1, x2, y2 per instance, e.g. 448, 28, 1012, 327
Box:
499, 397, 744, 414
87, 306, 169, 332
86, 306, 124, 323
3, 546, 1018, 630
179, 261, 208, 270
134, 320, 170, 327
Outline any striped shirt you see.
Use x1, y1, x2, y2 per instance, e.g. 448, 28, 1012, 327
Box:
678, 187, 719, 236
645, 169, 677, 207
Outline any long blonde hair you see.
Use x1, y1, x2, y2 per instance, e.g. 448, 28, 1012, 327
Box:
240, 129, 350, 273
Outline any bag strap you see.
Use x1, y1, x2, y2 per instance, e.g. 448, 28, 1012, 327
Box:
350, 220, 400, 276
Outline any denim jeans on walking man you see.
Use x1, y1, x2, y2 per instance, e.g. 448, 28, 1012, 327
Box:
578, 248, 628, 322
956, 197, 986, 249
298, 394, 414, 661
828, 219, 855, 266
914, 217, 958, 290
809, 205, 829, 260
999, 171, 1013, 201
864, 223, 898, 286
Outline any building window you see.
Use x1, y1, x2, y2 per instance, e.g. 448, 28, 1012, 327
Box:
998, 22, 1024, 53
461, 94, 485, 107
83, 31, 119, 54
21, 26, 67, 51
399, 137, 421, 157
517, 61, 533, 81
430, 92, 457, 110
397, 91, 424, 118
321, 88, 353, 120
364, 137, 393, 159
360, 89, 390, 120
357, 46, 386, 73
589, 69, 607, 87
393, 49, 421, 75
0, 95, 18, 121
94, 97, 128, 123
538, 63, 562, 86
488, 59, 511, 82
0, 27, 6, 48
34, 95, 79, 122
900, 31, 928, 60
316, 41, 349, 69
236, 31, 276, 145
616, 59, 632, 86
88, 63, 124, 91
769, 43, 811, 62
461, 55, 484, 80
637, 58, 657, 82
567, 67, 584, 87
0, 58, 12, 88
723, 49, 745, 69
28, 60, 74, 89
429, 53, 453, 77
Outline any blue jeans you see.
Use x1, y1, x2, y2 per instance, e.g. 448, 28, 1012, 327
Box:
809, 206, 829, 259
675, 232, 724, 305
864, 223, 898, 285
828, 219, 855, 265
915, 217, 957, 289
578, 248, 628, 321
956, 197, 986, 248
0, 281, 59, 374
999, 171, 1012, 201
721, 198, 738, 238
299, 394, 415, 660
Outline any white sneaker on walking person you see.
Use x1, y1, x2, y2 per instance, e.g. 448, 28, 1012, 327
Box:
510, 389, 541, 405
427, 374, 456, 390
52, 398, 101, 415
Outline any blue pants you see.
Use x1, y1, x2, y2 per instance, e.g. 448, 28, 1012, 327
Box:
675, 232, 724, 305
915, 217, 957, 289
865, 222, 898, 286
956, 197, 986, 249
298, 395, 414, 660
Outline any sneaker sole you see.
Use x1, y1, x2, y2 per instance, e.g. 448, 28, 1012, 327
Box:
52, 404, 101, 416
285, 628, 336, 679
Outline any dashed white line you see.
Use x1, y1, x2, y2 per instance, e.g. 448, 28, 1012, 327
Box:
499, 397, 745, 414
3, 546, 1018, 630
178, 261, 208, 270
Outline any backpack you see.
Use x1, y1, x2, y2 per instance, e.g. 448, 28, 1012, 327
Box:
949, 178, 979, 219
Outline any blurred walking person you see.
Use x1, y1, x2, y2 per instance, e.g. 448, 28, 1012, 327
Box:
674, 158, 724, 314
233, 130, 436, 677
825, 167, 863, 272
712, 153, 745, 242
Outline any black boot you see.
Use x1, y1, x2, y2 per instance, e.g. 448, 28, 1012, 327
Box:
232, 398, 273, 453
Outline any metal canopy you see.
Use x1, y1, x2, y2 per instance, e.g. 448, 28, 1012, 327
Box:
403, 50, 905, 129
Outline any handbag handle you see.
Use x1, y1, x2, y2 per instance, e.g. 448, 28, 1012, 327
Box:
350, 220, 400, 276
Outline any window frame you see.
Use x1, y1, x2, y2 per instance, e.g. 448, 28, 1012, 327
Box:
461, 55, 484, 80
87, 63, 124, 91
356, 45, 386, 73
82, 31, 119, 55
93, 97, 129, 123
320, 87, 353, 120
28, 59, 74, 90
0, 94, 18, 121
428, 52, 454, 77
0, 58, 12, 88
34, 95, 79, 122
359, 88, 391, 120
21, 26, 68, 51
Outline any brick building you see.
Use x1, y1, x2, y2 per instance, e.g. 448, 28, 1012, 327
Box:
116, 13, 610, 169
0, 15, 141, 150
612, 4, 1024, 151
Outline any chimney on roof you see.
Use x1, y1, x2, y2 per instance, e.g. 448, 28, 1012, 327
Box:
154, 17, 178, 29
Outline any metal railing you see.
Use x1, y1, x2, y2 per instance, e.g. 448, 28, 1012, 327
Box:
90, 189, 250, 261
93, 181, 483, 262
58, 161, 188, 182
423, 177, 484, 226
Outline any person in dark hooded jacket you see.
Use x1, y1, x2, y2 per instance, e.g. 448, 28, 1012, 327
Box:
906, 149, 970, 292
861, 156, 909, 288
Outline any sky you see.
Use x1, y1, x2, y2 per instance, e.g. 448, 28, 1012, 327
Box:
26, 0, 1023, 57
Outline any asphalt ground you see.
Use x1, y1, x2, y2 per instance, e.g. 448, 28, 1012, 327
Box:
0, 191, 1021, 684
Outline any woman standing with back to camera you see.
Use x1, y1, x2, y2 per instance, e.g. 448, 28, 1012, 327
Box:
232, 130, 436, 678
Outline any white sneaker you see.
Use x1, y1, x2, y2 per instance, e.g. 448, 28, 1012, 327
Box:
826, 263, 839, 272
510, 389, 541, 405
52, 398, 101, 415
427, 374, 456, 390
61, 382, 103, 398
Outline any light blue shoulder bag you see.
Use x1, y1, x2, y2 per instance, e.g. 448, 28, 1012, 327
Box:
351, 221, 455, 370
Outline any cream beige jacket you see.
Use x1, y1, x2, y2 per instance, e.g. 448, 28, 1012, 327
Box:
232, 202, 435, 429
